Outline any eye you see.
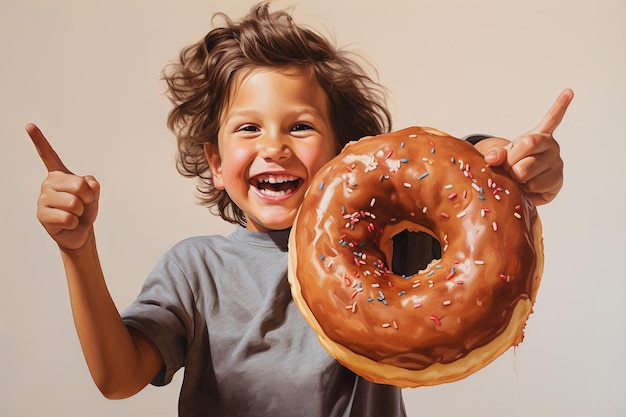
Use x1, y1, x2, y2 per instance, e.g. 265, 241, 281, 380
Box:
291, 123, 314, 132
236, 124, 260, 133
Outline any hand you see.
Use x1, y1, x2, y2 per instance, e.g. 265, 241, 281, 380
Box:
478, 89, 574, 205
26, 123, 100, 250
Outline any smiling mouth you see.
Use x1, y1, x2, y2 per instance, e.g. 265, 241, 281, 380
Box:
253, 174, 302, 197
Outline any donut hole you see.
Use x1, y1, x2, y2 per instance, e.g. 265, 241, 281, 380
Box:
391, 230, 442, 276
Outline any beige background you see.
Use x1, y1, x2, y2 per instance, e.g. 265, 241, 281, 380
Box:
1, 0, 624, 416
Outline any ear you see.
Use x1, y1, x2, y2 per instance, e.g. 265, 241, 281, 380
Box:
204, 143, 225, 190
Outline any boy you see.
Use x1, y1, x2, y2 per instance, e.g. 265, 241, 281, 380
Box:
28, 3, 572, 416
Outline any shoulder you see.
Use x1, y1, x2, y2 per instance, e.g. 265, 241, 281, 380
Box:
150, 234, 230, 275
171, 227, 290, 253
171, 234, 229, 252
159, 235, 228, 268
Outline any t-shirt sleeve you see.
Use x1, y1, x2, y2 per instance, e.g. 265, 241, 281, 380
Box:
121, 250, 196, 386
463, 133, 493, 145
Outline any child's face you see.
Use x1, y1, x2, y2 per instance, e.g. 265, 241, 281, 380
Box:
207, 66, 339, 232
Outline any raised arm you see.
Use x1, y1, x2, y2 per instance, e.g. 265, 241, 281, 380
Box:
26, 123, 163, 399
474, 89, 574, 205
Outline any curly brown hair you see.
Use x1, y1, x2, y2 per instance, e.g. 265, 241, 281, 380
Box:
163, 2, 392, 227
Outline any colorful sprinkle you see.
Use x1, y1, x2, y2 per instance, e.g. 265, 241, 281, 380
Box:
446, 267, 456, 280
429, 315, 442, 326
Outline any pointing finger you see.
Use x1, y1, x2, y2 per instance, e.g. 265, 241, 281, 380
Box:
533, 88, 574, 135
25, 123, 73, 174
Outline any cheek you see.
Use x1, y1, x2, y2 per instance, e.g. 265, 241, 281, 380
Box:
303, 138, 339, 175
222, 146, 254, 178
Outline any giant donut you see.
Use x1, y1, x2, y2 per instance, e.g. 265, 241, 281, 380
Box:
288, 126, 543, 388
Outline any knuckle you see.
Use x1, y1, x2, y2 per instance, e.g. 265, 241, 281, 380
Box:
67, 176, 88, 194
511, 164, 530, 182
522, 179, 540, 193
516, 134, 539, 150
66, 195, 85, 215
59, 211, 79, 228
41, 174, 58, 191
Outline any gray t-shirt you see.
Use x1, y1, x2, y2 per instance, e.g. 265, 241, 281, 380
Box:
122, 227, 405, 417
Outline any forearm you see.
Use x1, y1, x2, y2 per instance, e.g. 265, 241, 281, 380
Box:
60, 231, 161, 399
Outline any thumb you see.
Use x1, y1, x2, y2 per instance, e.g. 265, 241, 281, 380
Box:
78, 175, 101, 226
484, 145, 508, 167
83, 175, 101, 205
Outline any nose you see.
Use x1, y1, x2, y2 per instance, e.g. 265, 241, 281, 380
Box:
257, 129, 292, 162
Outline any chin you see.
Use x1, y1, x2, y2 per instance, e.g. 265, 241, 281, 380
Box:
249, 212, 297, 232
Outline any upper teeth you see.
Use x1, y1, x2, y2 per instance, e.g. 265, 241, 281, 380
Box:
257, 174, 298, 184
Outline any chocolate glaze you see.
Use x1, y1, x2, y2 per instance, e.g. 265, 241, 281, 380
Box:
294, 127, 539, 371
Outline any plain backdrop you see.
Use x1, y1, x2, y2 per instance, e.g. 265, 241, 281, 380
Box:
1, 1, 624, 416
